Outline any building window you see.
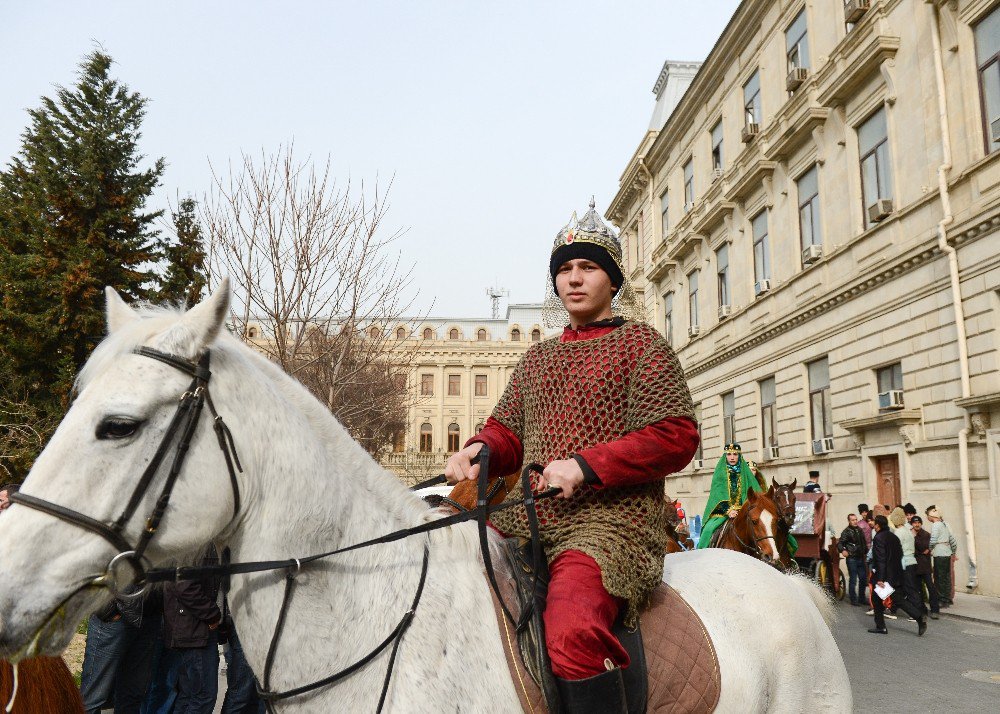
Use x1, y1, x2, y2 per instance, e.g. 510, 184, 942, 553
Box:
975, 6, 1000, 154
683, 159, 694, 209
716, 244, 730, 308
752, 209, 771, 283
876, 363, 903, 392
692, 402, 703, 462
477, 328, 488, 341
449, 328, 459, 340
396, 327, 406, 339
422, 327, 434, 340
246, 327, 258, 339
808, 357, 833, 441
420, 374, 433, 396
760, 377, 777, 451
744, 70, 762, 126
392, 430, 405, 452
722, 391, 736, 445
369, 326, 380, 339
687, 271, 699, 329
663, 292, 674, 346
711, 120, 724, 171
797, 164, 821, 254
447, 423, 460, 452
474, 421, 485, 433
858, 107, 893, 226
786, 9, 810, 71
511, 328, 521, 341
474, 374, 487, 397
419, 423, 433, 452
392, 373, 407, 391
531, 328, 541, 341
447, 374, 461, 396
660, 190, 669, 234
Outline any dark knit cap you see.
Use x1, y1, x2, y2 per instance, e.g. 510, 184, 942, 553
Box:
549, 242, 624, 296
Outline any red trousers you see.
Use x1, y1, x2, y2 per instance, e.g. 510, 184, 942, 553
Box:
544, 550, 630, 679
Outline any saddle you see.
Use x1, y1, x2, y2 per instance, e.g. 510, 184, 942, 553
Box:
487, 531, 721, 714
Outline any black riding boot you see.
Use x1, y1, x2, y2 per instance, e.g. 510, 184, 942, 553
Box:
556, 665, 627, 714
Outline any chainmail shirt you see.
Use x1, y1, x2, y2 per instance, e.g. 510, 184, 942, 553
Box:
490, 321, 695, 622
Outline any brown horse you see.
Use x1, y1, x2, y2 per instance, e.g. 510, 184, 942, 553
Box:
0, 657, 84, 714
710, 489, 790, 568
664, 497, 695, 553
768, 477, 797, 528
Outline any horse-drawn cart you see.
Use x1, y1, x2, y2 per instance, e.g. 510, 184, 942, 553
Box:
790, 492, 845, 600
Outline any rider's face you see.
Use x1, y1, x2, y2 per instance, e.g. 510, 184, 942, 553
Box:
555, 259, 615, 326
726, 453, 739, 466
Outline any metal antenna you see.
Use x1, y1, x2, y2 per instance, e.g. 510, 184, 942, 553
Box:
485, 284, 509, 320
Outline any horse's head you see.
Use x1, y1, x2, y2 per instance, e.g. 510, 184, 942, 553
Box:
738, 490, 781, 565
0, 282, 242, 659
770, 477, 797, 528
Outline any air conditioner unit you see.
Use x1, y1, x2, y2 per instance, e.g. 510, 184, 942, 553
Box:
844, 0, 871, 25
684, 201, 695, 213
878, 389, 905, 410
718, 304, 733, 320
754, 279, 771, 296
867, 198, 893, 223
688, 325, 700, 337
767, 445, 780, 460
811, 437, 835, 455
991, 116, 1000, 144
802, 244, 823, 264
786, 67, 809, 91
711, 167, 725, 182
692, 459, 704, 470
742, 123, 760, 143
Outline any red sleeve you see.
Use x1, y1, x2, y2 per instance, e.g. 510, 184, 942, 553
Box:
575, 416, 699, 489
465, 416, 523, 478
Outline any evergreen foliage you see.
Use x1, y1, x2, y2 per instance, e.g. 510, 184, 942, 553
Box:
158, 196, 207, 306
0, 50, 164, 475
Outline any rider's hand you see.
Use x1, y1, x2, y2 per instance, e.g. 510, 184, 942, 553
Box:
727, 508, 738, 519
541, 459, 585, 499
444, 442, 484, 485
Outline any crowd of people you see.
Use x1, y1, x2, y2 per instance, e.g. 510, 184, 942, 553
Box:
838, 501, 959, 636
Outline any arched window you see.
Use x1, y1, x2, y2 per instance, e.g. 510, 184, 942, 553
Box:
419, 423, 433, 452
423, 327, 433, 340
477, 328, 488, 341
447, 423, 460, 452
247, 327, 258, 339
396, 327, 406, 339
475, 421, 485, 433
510, 328, 521, 341
369, 327, 380, 339
531, 328, 541, 342
450, 328, 460, 340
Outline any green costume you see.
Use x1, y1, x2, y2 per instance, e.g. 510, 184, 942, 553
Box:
697, 445, 763, 549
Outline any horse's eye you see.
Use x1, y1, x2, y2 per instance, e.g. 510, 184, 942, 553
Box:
96, 417, 144, 440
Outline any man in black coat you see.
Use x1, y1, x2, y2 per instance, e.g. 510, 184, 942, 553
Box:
869, 515, 927, 635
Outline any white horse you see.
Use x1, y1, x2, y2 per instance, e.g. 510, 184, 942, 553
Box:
0, 284, 852, 712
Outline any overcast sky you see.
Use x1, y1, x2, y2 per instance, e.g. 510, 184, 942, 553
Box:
1, 0, 740, 317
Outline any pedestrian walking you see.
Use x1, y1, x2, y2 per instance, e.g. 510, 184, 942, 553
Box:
839, 514, 867, 605
868, 515, 926, 636
890, 507, 923, 616
926, 505, 958, 607
911, 515, 940, 619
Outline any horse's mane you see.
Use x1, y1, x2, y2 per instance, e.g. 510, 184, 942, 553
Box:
0, 658, 84, 714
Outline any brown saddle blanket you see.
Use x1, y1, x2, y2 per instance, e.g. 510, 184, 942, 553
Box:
487, 537, 721, 713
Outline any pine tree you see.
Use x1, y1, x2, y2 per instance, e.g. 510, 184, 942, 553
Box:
0, 51, 164, 462
158, 196, 207, 306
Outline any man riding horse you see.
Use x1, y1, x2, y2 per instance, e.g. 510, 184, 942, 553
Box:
445, 198, 699, 713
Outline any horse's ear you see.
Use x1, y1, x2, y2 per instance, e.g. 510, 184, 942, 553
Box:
747, 489, 757, 501
106, 287, 139, 334
790, 478, 797, 490
772, 477, 780, 489
166, 278, 231, 355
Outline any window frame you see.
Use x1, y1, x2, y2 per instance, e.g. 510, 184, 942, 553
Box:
474, 373, 488, 397
743, 70, 762, 126
716, 244, 730, 308
683, 159, 695, 208
808, 358, 833, 441
687, 271, 699, 329
858, 108, 893, 226
447, 374, 461, 396
660, 190, 670, 234
692, 402, 703, 462
752, 209, 771, 283
419, 423, 433, 453
722, 391, 736, 445
447, 423, 460, 452
510, 328, 521, 341
760, 377, 777, 450
663, 292, 674, 346
531, 328, 541, 342
785, 9, 810, 72
876, 363, 903, 393
797, 164, 822, 255
975, 6, 1000, 155
420, 373, 433, 396
711, 120, 724, 171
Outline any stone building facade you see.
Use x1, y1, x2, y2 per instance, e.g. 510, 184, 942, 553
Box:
380, 304, 558, 483
607, 0, 1000, 594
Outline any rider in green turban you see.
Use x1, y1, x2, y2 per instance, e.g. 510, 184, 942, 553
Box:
697, 443, 763, 549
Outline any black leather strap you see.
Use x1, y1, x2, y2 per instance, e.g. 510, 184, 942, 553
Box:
8, 492, 133, 553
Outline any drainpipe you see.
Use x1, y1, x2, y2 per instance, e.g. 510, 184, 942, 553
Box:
928, 2, 977, 589
638, 157, 656, 241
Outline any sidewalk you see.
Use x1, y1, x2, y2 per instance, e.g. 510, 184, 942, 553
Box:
941, 591, 1000, 626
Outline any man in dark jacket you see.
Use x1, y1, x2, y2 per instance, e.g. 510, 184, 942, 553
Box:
869, 515, 926, 635
839, 514, 867, 606
164, 545, 222, 713
911, 516, 940, 619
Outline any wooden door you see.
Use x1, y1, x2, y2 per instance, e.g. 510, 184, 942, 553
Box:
875, 455, 901, 508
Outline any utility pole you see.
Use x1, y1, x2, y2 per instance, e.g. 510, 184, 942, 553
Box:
485, 284, 509, 320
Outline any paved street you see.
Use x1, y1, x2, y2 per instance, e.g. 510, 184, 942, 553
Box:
829, 600, 1000, 712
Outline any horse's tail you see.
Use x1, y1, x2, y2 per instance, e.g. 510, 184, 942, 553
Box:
786, 572, 836, 628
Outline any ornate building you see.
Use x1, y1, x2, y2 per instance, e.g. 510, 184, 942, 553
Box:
608, 0, 1000, 594
380, 304, 559, 483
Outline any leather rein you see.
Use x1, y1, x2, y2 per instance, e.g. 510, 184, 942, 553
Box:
10, 346, 558, 712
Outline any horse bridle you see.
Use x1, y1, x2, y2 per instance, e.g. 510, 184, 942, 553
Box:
727, 502, 780, 560
9, 347, 243, 597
